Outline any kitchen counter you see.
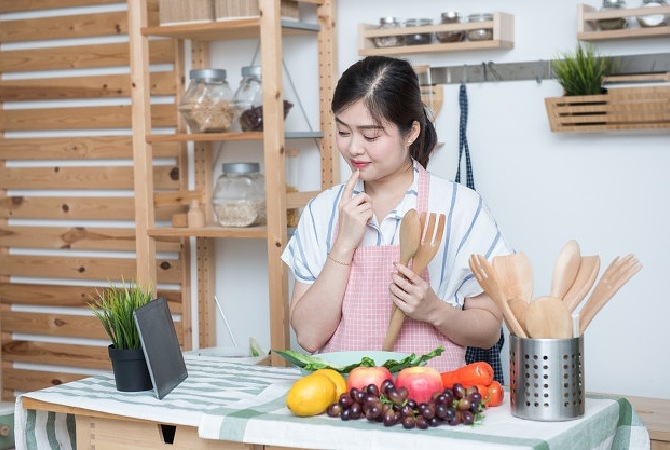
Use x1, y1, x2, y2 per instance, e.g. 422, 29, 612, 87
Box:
15, 353, 650, 450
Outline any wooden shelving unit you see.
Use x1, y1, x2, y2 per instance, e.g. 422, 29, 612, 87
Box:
358, 12, 514, 56
577, 3, 670, 41
129, 0, 338, 363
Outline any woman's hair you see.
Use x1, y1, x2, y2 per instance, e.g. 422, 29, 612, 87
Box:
331, 56, 438, 168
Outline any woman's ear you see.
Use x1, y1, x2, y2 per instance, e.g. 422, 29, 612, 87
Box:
408, 120, 421, 145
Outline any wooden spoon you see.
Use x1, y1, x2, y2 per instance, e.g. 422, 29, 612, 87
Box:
550, 240, 581, 299
508, 298, 529, 336
525, 296, 573, 339
493, 253, 534, 303
382, 210, 429, 351
563, 255, 601, 313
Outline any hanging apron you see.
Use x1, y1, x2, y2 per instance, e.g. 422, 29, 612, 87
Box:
321, 164, 465, 372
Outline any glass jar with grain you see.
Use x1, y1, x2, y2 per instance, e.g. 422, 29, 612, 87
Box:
179, 69, 234, 133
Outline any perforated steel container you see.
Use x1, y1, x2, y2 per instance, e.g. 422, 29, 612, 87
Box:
509, 335, 585, 421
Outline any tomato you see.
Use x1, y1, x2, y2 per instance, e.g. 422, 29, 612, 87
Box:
486, 380, 504, 407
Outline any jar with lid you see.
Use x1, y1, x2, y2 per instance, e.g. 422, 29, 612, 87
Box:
466, 13, 494, 41
436, 12, 465, 43
212, 162, 266, 227
598, 0, 628, 30
405, 18, 433, 45
374, 16, 403, 48
637, 0, 669, 27
178, 69, 234, 133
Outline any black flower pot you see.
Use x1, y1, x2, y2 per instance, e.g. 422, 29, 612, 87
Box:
108, 344, 152, 392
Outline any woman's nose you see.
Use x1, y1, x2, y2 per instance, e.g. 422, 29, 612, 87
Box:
348, 135, 365, 155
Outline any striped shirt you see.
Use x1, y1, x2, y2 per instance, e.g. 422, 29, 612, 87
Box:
281, 162, 512, 307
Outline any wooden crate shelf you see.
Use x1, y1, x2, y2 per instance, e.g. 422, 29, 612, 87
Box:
358, 12, 514, 56
578, 3, 670, 41
544, 85, 670, 132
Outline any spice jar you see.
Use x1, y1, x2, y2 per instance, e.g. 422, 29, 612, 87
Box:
466, 13, 494, 41
637, 0, 669, 27
178, 69, 234, 133
374, 16, 403, 48
405, 18, 433, 45
212, 163, 266, 227
436, 12, 465, 43
598, 0, 628, 30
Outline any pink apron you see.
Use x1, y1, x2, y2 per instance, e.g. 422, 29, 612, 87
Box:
321, 165, 465, 372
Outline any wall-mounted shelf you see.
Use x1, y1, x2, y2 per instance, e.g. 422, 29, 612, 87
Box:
578, 3, 670, 41
358, 12, 514, 56
147, 131, 323, 143
142, 19, 319, 41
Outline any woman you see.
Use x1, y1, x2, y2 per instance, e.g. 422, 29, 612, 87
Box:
281, 56, 512, 371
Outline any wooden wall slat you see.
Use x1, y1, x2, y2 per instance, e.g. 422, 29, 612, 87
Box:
0, 255, 183, 284
0, 104, 176, 131
0, 39, 175, 73
0, 0, 122, 14
0, 11, 128, 43
0, 136, 181, 160
0, 71, 177, 101
1, 311, 184, 340
0, 226, 182, 251
2, 367, 89, 394
2, 340, 111, 370
0, 165, 180, 190
0, 283, 183, 312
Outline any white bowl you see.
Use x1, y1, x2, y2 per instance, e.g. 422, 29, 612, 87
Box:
194, 346, 270, 366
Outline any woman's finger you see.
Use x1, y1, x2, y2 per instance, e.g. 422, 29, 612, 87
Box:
341, 169, 359, 202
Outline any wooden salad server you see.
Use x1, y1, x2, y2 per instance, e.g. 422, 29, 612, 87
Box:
383, 212, 445, 351
493, 253, 534, 336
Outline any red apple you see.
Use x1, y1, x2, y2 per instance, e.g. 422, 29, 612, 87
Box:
394, 366, 443, 404
346, 366, 393, 393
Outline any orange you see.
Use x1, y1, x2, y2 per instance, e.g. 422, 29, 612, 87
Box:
312, 368, 347, 399
286, 373, 336, 416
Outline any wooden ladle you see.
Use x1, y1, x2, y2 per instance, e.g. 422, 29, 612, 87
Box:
382, 209, 421, 351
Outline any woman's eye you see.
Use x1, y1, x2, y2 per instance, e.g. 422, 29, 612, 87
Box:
364, 135, 379, 141
337, 131, 351, 137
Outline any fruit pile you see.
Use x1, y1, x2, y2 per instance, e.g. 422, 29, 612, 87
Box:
326, 380, 484, 428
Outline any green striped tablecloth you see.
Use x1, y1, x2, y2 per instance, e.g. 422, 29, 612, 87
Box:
15, 353, 650, 450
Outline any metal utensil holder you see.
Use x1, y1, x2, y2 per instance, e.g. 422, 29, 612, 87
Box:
509, 335, 585, 421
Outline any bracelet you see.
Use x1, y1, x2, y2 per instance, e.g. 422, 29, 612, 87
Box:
327, 254, 351, 266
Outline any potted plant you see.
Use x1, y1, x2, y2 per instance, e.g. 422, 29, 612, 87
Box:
551, 44, 610, 96
89, 281, 153, 392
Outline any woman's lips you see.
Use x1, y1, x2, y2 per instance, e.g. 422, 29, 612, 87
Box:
351, 160, 369, 169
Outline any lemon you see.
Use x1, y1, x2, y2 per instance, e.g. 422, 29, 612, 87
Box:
312, 368, 347, 399
286, 373, 336, 416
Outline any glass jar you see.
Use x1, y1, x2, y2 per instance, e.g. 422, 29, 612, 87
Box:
637, 0, 669, 27
212, 162, 266, 227
466, 13, 494, 41
405, 18, 433, 45
436, 12, 465, 43
598, 0, 628, 30
178, 69, 234, 133
374, 16, 403, 48
233, 65, 263, 132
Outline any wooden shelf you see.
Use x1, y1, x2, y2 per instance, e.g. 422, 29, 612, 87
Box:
578, 3, 670, 41
142, 19, 319, 41
149, 225, 267, 238
358, 12, 514, 56
147, 131, 323, 143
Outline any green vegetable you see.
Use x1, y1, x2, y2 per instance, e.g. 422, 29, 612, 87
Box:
272, 346, 444, 374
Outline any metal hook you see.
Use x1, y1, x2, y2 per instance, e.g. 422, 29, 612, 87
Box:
487, 61, 503, 81
535, 59, 545, 84
462, 64, 467, 84
482, 62, 488, 82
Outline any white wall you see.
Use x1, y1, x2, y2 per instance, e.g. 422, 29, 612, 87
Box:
211, 1, 670, 400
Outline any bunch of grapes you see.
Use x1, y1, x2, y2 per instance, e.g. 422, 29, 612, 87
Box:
326, 380, 484, 429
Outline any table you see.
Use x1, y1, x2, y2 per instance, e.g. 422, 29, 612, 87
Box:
15, 353, 650, 450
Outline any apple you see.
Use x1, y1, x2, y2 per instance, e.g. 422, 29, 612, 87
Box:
394, 366, 443, 404
346, 366, 393, 393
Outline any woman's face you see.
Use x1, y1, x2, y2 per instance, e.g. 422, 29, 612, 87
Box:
335, 99, 416, 182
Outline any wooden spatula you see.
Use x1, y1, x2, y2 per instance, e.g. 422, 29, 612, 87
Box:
525, 296, 573, 339
563, 255, 601, 313
383, 212, 445, 351
493, 253, 534, 303
550, 240, 581, 299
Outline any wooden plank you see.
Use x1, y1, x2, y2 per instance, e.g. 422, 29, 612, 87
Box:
0, 165, 180, 190
0, 226, 182, 251
0, 136, 181, 160
0, 196, 183, 221
1, 310, 184, 340
0, 39, 175, 73
0, 0, 121, 14
2, 340, 111, 370
0, 104, 176, 131
0, 71, 177, 101
0, 282, 183, 312
2, 367, 89, 393
0, 11, 128, 43
0, 254, 183, 284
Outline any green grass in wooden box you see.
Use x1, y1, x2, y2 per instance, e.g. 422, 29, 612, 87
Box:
214, 0, 299, 21
545, 85, 670, 133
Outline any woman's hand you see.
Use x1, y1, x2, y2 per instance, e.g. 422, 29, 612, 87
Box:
331, 170, 372, 257
389, 262, 441, 322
